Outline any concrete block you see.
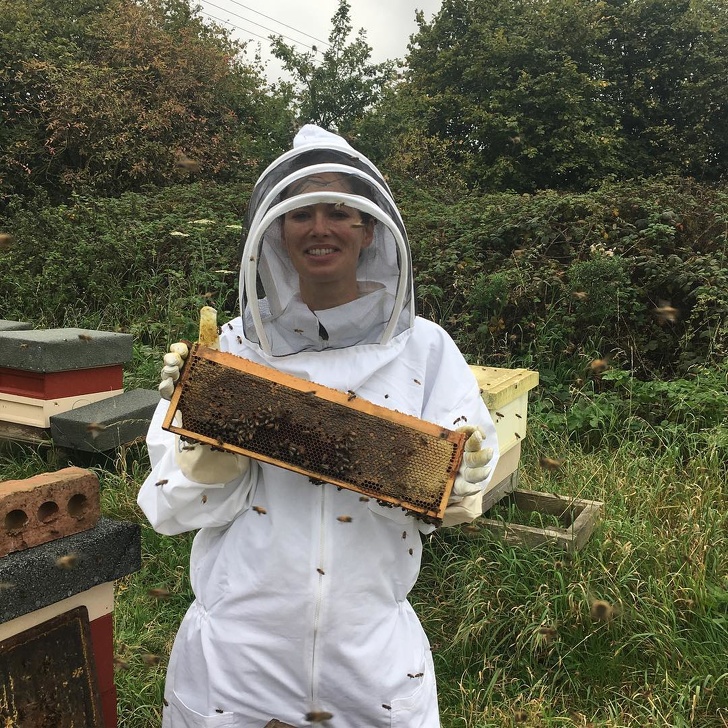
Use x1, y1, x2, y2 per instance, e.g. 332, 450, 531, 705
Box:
0, 467, 100, 557
0, 328, 133, 372
0, 320, 32, 332
0, 517, 142, 622
50, 389, 160, 452
0, 388, 124, 428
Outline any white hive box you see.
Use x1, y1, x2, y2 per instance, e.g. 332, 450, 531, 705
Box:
469, 366, 539, 512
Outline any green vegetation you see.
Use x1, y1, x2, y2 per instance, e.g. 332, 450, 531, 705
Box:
1, 0, 726, 724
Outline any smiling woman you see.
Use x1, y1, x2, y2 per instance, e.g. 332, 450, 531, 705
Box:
281, 173, 375, 310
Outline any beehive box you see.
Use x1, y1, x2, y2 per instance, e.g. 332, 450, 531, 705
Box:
164, 345, 467, 524
469, 366, 539, 512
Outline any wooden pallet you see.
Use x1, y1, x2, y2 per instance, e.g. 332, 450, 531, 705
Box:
481, 488, 603, 551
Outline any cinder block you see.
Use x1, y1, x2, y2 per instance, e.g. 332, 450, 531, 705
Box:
0, 518, 141, 623
0, 467, 100, 557
0, 328, 133, 372
0, 320, 32, 332
50, 389, 160, 452
0, 365, 124, 399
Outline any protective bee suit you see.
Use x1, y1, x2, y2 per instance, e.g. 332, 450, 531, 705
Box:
138, 125, 499, 728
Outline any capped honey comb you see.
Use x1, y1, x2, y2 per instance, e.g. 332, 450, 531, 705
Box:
163, 345, 466, 523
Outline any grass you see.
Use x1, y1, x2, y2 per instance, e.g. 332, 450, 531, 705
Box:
3, 415, 724, 727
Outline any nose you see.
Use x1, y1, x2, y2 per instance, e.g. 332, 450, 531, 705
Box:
310, 207, 329, 237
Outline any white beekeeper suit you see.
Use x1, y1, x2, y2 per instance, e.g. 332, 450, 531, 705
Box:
138, 125, 499, 728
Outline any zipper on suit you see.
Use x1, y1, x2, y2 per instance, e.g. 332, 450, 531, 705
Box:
310, 485, 327, 704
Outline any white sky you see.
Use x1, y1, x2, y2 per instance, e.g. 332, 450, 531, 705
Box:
196, 0, 443, 83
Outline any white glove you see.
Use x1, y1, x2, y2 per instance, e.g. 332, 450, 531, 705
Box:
174, 436, 250, 485
450, 426, 493, 502
159, 342, 190, 400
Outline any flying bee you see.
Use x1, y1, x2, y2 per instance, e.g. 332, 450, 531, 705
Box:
55, 553, 78, 570
382, 704, 392, 711
174, 151, 200, 173
19, 343, 28, 348
0, 582, 15, 591
513, 708, 529, 723
539, 455, 564, 471
572, 291, 588, 301
462, 524, 480, 534
140, 653, 162, 667
78, 333, 93, 342
252, 505, 267, 515
304, 711, 333, 723
86, 422, 106, 439
537, 626, 558, 644
589, 357, 610, 374
336, 515, 352, 523
590, 598, 616, 622
155, 479, 168, 487
653, 300, 679, 324
147, 587, 171, 600
113, 657, 130, 671
0, 233, 13, 249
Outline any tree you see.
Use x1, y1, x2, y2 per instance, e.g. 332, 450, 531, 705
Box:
269, 0, 395, 137
403, 0, 728, 191
0, 0, 291, 203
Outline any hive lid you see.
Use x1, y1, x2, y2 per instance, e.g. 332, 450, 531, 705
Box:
470, 366, 539, 410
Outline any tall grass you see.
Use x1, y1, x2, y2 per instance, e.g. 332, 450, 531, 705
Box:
4, 412, 723, 728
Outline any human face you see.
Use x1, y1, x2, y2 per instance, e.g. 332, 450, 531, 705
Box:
281, 174, 374, 310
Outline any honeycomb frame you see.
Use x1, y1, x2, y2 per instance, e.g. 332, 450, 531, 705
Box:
163, 345, 466, 523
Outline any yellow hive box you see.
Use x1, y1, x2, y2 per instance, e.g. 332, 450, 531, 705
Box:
469, 366, 539, 512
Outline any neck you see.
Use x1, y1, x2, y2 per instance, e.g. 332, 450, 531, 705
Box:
300, 279, 359, 311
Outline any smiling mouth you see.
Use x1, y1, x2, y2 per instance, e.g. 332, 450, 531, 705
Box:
306, 247, 338, 256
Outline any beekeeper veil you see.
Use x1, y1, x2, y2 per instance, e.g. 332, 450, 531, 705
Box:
239, 125, 415, 357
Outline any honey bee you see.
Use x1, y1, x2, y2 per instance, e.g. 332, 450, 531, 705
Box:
215, 709, 224, 714
589, 357, 610, 374
359, 496, 370, 502
174, 151, 200, 173
55, 553, 79, 569
413, 378, 421, 385
514, 432, 521, 439
537, 626, 558, 644
653, 300, 679, 324
304, 711, 333, 722
408, 548, 413, 555
453, 416, 463, 425
384, 393, 389, 398
294, 328, 304, 334
140, 653, 162, 666
0, 233, 14, 249
236, 335, 243, 344
402, 531, 407, 539
78, 333, 93, 342
346, 390, 357, 401
495, 411, 504, 418
86, 422, 106, 438
539, 456, 564, 471
113, 657, 130, 671
163, 698, 169, 707
407, 672, 424, 678
382, 704, 392, 711
155, 479, 168, 487
590, 599, 616, 622
19, 343, 28, 348
252, 505, 267, 515
317, 568, 325, 575
147, 587, 171, 600
514, 413, 522, 419
336, 515, 352, 523
513, 708, 528, 723
201, 494, 207, 504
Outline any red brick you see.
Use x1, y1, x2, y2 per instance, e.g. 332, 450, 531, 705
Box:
0, 467, 100, 557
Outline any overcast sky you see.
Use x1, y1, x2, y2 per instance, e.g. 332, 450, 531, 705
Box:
196, 0, 443, 83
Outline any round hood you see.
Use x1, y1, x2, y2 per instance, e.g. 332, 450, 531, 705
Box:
239, 125, 415, 357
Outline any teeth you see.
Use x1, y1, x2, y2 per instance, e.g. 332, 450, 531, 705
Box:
307, 248, 336, 256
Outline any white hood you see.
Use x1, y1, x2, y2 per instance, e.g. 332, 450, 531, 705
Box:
239, 125, 415, 356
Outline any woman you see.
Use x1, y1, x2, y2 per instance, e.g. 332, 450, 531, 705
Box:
138, 125, 499, 727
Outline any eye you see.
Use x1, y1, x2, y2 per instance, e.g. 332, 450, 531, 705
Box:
287, 209, 311, 222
